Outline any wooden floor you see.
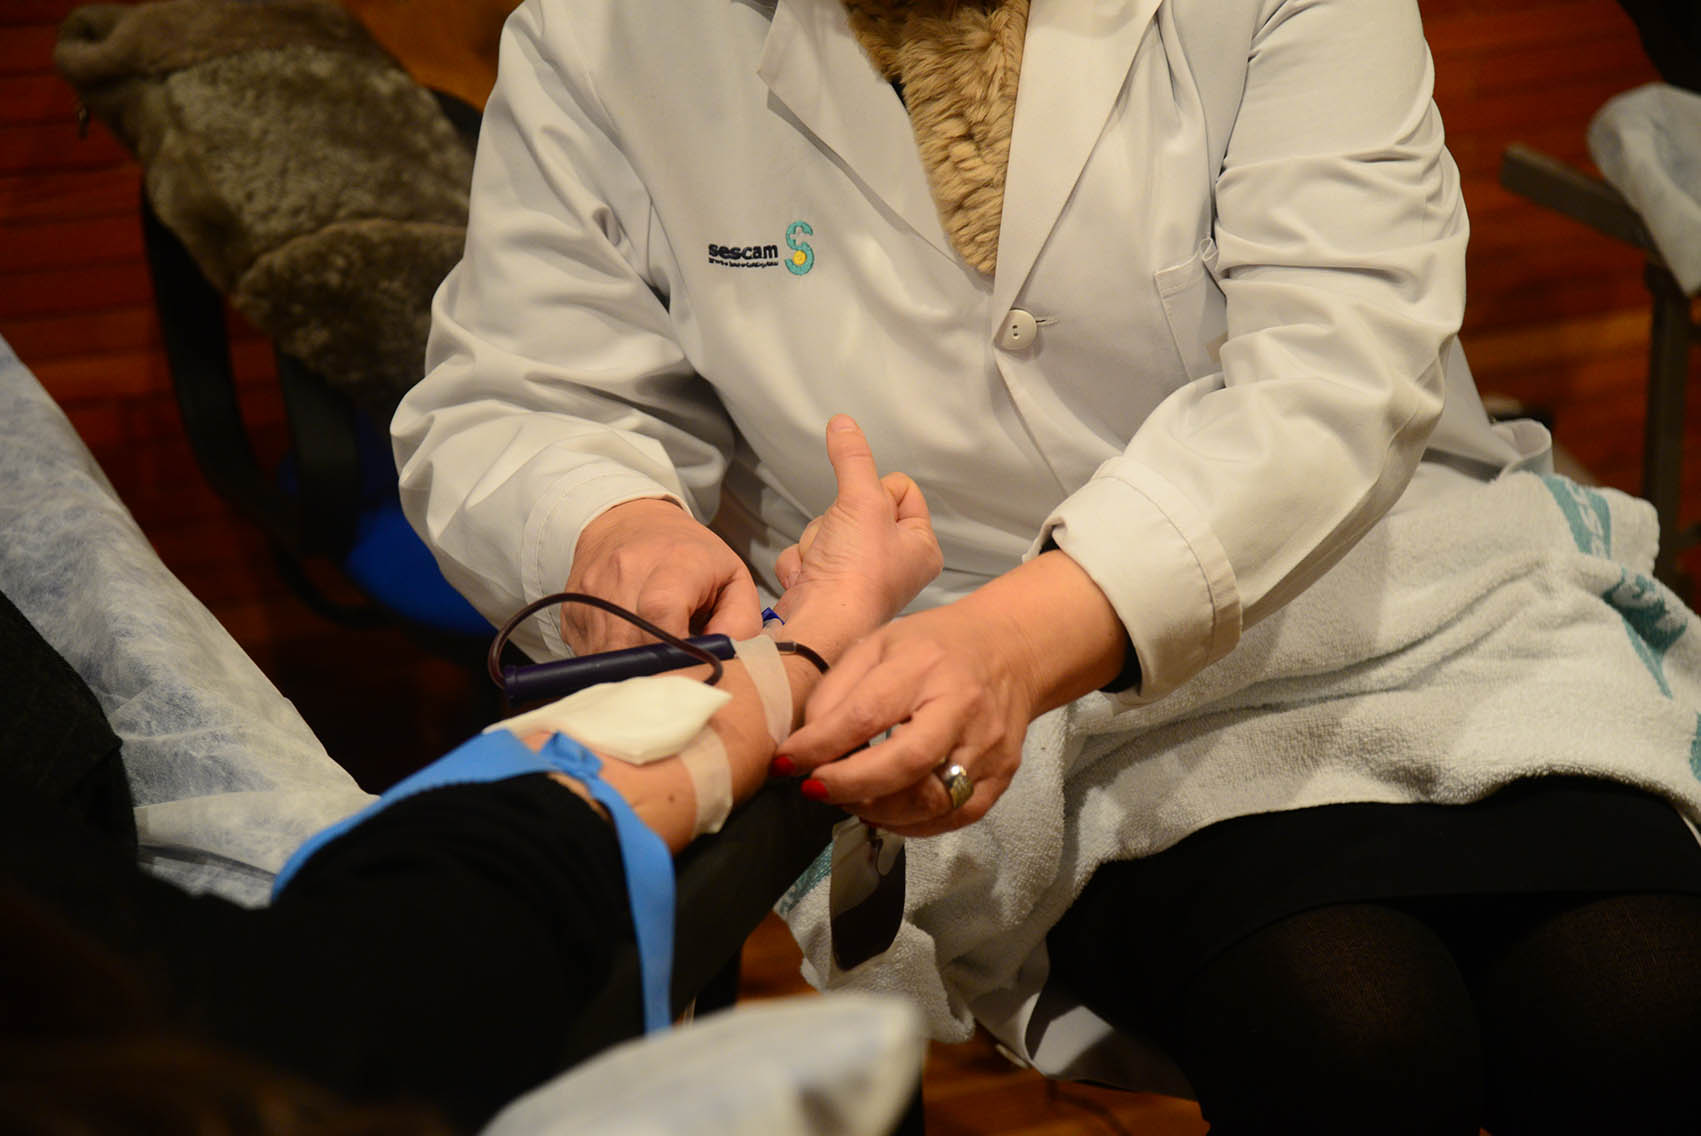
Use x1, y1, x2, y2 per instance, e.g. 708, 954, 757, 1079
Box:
2, 1, 1696, 1132
738, 912, 1213, 1135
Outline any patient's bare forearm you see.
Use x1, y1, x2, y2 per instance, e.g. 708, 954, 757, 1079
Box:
534, 606, 846, 852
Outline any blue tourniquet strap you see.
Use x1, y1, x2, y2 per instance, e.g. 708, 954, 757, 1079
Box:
271, 730, 677, 1033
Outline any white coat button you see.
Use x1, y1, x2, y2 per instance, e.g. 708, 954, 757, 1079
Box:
997, 309, 1039, 352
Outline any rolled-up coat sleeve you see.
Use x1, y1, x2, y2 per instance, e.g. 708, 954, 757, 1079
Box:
393, 4, 730, 659
1041, 0, 1462, 701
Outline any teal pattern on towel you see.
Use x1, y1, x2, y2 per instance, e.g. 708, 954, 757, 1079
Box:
1692, 714, 1701, 781
1605, 568, 1686, 697
1543, 475, 1613, 558
1543, 477, 1701, 777
1543, 476, 1686, 694
777, 844, 833, 916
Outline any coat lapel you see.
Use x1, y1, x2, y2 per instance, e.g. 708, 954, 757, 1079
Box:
991, 0, 1159, 322
759, 0, 957, 263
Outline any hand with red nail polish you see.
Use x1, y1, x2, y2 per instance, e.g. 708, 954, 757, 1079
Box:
777, 551, 1126, 838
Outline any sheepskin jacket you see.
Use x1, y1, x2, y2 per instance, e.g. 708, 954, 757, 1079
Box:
54, 0, 475, 421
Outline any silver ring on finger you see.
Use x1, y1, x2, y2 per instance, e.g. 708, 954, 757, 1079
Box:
934, 762, 974, 811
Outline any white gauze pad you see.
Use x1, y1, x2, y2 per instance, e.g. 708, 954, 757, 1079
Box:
733, 635, 791, 746
485, 675, 731, 763
677, 727, 732, 836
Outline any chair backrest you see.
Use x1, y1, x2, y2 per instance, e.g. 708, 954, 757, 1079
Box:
62, 0, 486, 644
1498, 139, 1699, 590
140, 194, 357, 560
140, 187, 491, 650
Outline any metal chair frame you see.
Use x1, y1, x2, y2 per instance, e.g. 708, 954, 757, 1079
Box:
1500, 142, 1701, 588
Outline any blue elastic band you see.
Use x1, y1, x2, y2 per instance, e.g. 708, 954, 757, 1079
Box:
760, 606, 784, 626
272, 730, 676, 1033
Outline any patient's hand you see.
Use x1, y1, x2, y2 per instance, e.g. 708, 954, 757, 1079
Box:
773, 415, 940, 640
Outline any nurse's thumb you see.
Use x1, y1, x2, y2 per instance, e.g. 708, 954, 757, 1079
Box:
702, 564, 763, 641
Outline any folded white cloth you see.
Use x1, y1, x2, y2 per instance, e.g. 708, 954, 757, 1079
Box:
0, 336, 374, 907
1589, 82, 1701, 295
782, 467, 1701, 1086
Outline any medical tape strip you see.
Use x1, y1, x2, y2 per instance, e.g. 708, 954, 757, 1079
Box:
732, 635, 792, 747
677, 727, 732, 836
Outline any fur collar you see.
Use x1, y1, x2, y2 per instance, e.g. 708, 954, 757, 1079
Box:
842, 0, 1027, 274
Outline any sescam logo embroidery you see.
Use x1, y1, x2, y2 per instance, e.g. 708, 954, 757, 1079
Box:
707, 241, 780, 268
707, 220, 814, 275
785, 220, 814, 275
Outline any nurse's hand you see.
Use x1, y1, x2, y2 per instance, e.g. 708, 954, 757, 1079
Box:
775, 551, 1128, 836
563, 498, 763, 654
780, 601, 1033, 834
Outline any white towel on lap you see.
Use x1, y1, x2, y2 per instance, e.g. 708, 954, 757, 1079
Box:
782, 471, 1701, 1059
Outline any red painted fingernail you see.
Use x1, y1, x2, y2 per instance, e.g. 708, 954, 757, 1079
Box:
769, 755, 796, 777
800, 778, 829, 802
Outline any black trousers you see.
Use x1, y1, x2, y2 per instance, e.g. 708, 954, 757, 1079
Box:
1048, 788, 1701, 1135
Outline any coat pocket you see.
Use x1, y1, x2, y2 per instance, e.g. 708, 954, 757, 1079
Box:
1153, 237, 1227, 382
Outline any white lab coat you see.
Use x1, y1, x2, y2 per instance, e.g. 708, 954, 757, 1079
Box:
394, 0, 1546, 689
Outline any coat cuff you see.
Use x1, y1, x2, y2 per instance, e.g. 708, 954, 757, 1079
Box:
1035, 467, 1241, 702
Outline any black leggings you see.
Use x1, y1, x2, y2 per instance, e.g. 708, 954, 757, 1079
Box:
1048, 890, 1701, 1135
